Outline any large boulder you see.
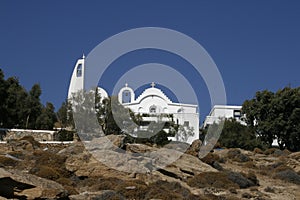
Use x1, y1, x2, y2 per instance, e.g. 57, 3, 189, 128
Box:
0, 168, 67, 199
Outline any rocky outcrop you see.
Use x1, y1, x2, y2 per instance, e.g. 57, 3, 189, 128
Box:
1, 135, 300, 199
0, 168, 67, 199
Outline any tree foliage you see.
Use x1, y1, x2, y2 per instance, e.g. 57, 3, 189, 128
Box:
0, 69, 57, 130
242, 86, 300, 151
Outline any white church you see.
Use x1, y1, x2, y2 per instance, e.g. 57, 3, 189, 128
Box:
68, 55, 200, 144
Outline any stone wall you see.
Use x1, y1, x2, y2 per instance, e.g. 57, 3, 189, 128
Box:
0, 128, 57, 141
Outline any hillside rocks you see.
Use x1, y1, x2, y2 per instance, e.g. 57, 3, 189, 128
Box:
0, 136, 300, 199
0, 168, 67, 199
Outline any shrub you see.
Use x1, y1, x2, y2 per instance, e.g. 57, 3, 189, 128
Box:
29, 165, 61, 180
227, 171, 258, 189
19, 135, 40, 149
146, 180, 197, 200
55, 130, 75, 141
227, 149, 241, 159
227, 149, 250, 162
264, 148, 278, 155
243, 161, 257, 169
201, 153, 224, 170
201, 152, 220, 165
273, 169, 300, 185
253, 147, 263, 154
264, 186, 275, 193
187, 172, 239, 189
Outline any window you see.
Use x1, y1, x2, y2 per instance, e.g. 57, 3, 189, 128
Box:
122, 90, 131, 103
184, 121, 189, 127
233, 110, 241, 118
76, 64, 82, 77
177, 108, 184, 113
149, 105, 157, 114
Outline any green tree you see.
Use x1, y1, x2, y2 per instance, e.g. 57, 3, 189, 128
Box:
219, 119, 265, 150
24, 84, 43, 129
5, 77, 28, 128
0, 69, 7, 127
36, 102, 57, 130
57, 99, 74, 128
242, 86, 300, 151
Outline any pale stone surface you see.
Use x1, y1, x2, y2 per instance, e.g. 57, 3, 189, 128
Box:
0, 168, 66, 199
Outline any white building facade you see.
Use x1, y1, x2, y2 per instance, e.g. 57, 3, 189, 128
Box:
68, 56, 199, 144
203, 105, 246, 127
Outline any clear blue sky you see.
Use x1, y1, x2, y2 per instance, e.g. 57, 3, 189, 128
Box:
1, 1, 300, 123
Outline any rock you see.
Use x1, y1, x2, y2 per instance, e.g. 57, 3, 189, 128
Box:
289, 151, 300, 161
58, 141, 85, 155
186, 139, 202, 157
84, 134, 126, 152
69, 190, 125, 200
0, 168, 67, 199
152, 152, 217, 183
107, 134, 126, 148
65, 151, 131, 177
126, 143, 156, 153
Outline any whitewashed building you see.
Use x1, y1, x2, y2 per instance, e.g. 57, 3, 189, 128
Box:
68, 56, 199, 144
118, 82, 199, 143
203, 105, 246, 127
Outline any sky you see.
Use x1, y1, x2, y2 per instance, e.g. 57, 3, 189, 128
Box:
1, 1, 300, 124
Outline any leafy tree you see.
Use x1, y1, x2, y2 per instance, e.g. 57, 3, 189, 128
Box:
0, 69, 7, 127
242, 86, 300, 151
24, 84, 43, 129
57, 99, 74, 128
220, 119, 265, 150
5, 77, 28, 128
0, 69, 58, 130
36, 102, 57, 130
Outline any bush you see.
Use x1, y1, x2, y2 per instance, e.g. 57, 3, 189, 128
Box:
227, 149, 250, 162
146, 180, 198, 200
201, 153, 224, 170
208, 119, 266, 150
273, 169, 300, 185
201, 152, 220, 165
19, 135, 40, 148
253, 147, 263, 154
227, 171, 258, 189
55, 130, 75, 141
264, 148, 278, 155
187, 172, 239, 189
227, 149, 241, 159
29, 165, 61, 180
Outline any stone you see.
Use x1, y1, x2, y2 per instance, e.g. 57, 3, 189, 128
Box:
69, 190, 125, 200
186, 139, 202, 157
0, 168, 67, 199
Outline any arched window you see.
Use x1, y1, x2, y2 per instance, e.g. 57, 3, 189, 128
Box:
122, 90, 131, 103
149, 105, 157, 114
177, 108, 184, 113
76, 64, 82, 77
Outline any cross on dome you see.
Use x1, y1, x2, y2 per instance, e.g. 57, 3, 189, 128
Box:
151, 82, 156, 88
125, 83, 128, 87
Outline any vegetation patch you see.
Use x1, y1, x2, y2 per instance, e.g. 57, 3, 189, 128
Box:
187, 172, 239, 189
227, 148, 251, 162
